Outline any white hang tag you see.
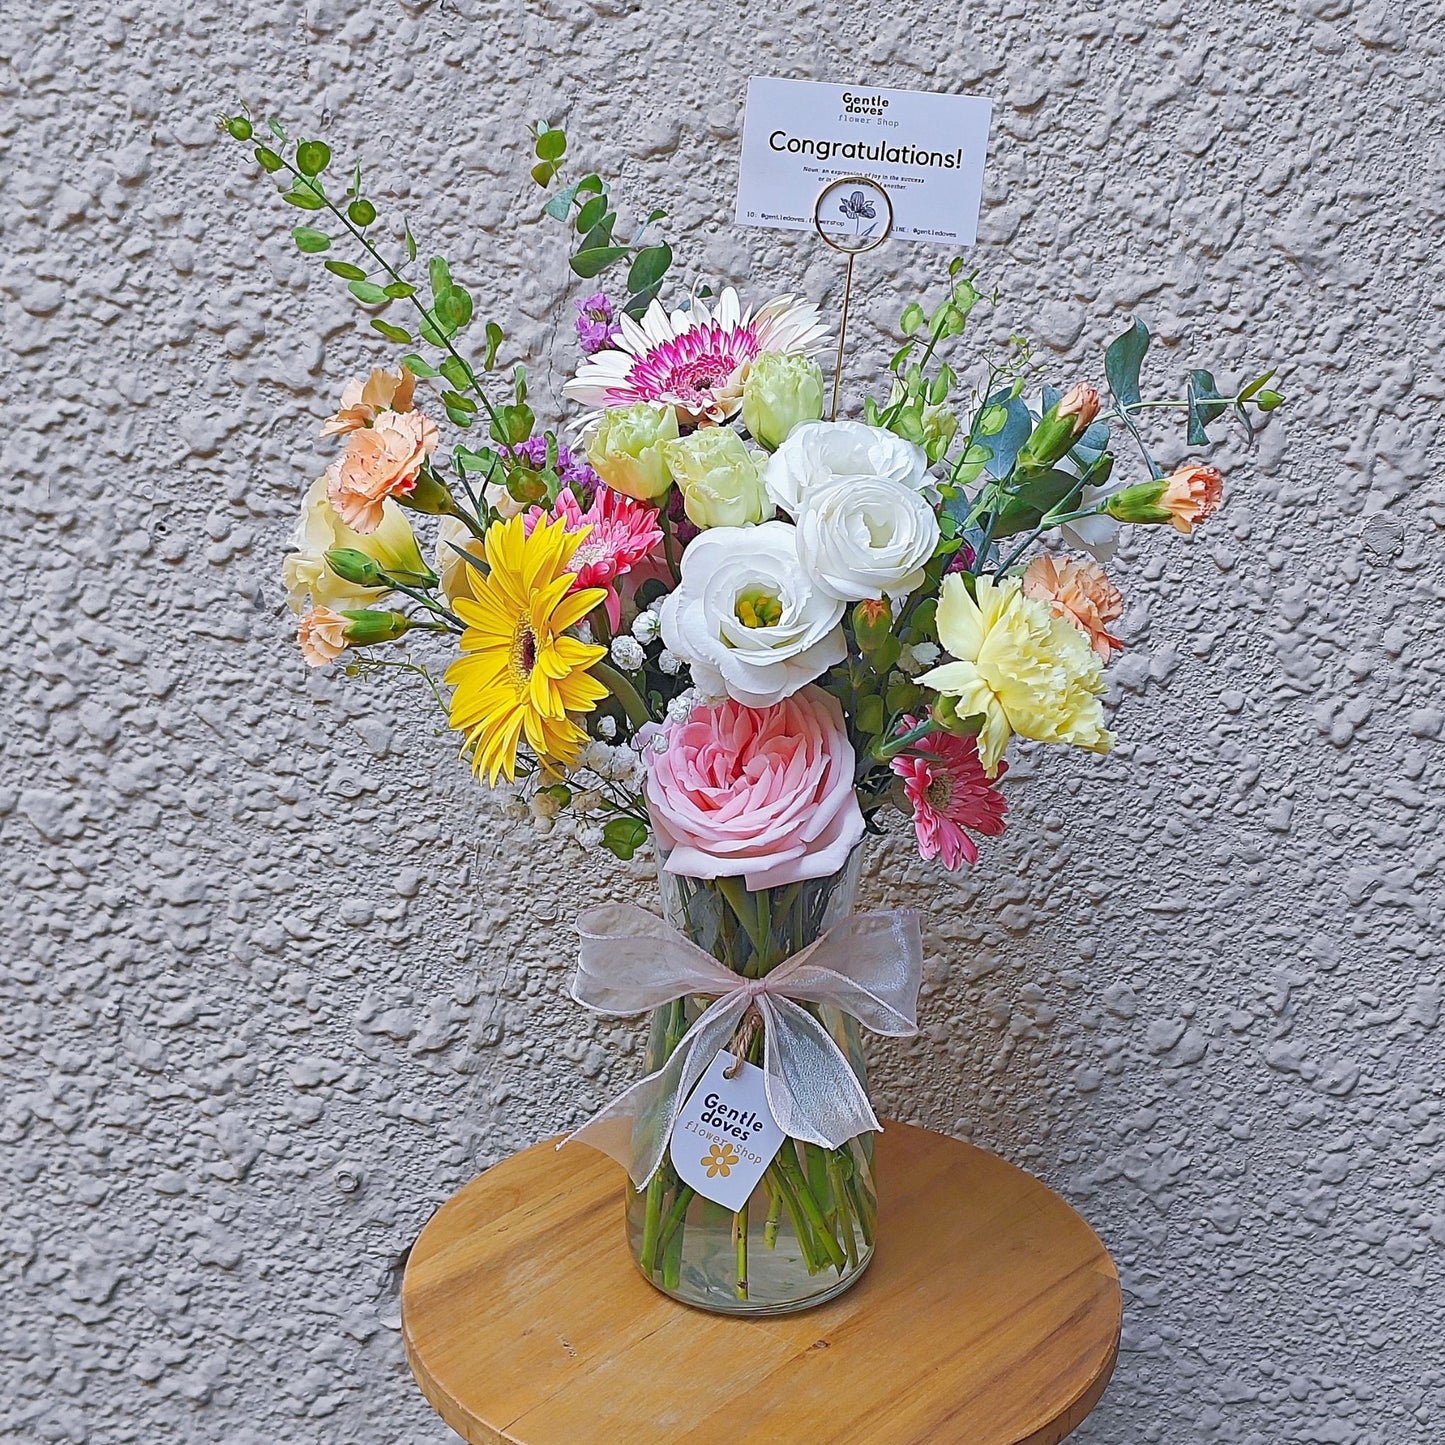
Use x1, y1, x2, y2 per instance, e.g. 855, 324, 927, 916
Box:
668, 1050, 787, 1212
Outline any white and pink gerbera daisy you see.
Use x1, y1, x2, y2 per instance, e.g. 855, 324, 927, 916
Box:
564, 287, 829, 426
523, 487, 664, 630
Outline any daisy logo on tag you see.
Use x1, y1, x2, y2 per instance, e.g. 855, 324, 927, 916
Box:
669, 1050, 786, 1212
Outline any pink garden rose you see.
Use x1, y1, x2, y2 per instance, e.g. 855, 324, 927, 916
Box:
645, 686, 865, 891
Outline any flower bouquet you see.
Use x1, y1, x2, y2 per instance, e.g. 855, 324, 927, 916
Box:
221, 113, 1281, 1315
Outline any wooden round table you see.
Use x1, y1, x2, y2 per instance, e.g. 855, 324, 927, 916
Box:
402, 1121, 1120, 1444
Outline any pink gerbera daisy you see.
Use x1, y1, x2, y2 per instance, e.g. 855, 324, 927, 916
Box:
564, 287, 829, 426
523, 487, 663, 630
889, 720, 1009, 871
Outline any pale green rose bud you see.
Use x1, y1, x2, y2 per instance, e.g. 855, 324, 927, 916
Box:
663, 427, 773, 529
741, 351, 825, 451
586, 402, 679, 501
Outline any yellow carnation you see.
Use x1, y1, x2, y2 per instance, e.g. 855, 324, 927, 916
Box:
918, 575, 1114, 772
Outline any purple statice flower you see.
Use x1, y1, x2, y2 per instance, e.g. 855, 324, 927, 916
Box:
503, 434, 599, 501
575, 292, 621, 355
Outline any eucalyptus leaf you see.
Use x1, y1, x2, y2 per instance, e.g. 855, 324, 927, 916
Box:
534, 128, 566, 162
347, 197, 377, 227
601, 818, 648, 861
627, 243, 672, 296
291, 226, 330, 253
296, 140, 331, 177
1187, 368, 1227, 446
401, 354, 439, 378
1105, 317, 1150, 408
575, 194, 608, 234
324, 259, 368, 281
980, 394, 1032, 479
435, 286, 473, 330
570, 245, 629, 279
347, 279, 390, 305
371, 319, 412, 343
483, 321, 504, 370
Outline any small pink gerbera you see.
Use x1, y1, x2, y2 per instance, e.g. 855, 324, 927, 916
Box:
890, 720, 1009, 871
563, 287, 830, 426
523, 487, 663, 629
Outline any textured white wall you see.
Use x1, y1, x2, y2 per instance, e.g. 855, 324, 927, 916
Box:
3, 0, 1442, 1440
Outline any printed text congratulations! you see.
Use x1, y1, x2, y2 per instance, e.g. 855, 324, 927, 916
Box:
768, 131, 965, 169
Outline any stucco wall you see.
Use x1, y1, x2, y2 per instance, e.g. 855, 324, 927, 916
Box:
3, 1, 1443, 1440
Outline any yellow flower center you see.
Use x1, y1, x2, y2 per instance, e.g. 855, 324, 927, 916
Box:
510, 617, 538, 686
734, 586, 782, 629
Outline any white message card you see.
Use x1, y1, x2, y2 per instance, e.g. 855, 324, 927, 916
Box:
735, 78, 992, 247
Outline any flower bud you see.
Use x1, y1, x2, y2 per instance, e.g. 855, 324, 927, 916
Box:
1255, 389, 1283, 412
340, 609, 413, 647
396, 466, 454, 516
325, 547, 385, 588
1017, 383, 1101, 471
741, 351, 825, 451
1105, 463, 1222, 535
663, 427, 772, 529
852, 597, 894, 653
586, 402, 679, 501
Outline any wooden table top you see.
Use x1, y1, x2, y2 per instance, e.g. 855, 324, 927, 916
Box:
402, 1120, 1121, 1444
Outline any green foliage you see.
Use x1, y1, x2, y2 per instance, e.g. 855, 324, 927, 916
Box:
254, 145, 284, 173
531, 123, 672, 317
601, 817, 649, 861
1104, 317, 1150, 408
296, 140, 331, 177
291, 226, 330, 253
324, 259, 367, 281
347, 279, 389, 305
1186, 369, 1227, 445
347, 197, 377, 227
372, 319, 412, 343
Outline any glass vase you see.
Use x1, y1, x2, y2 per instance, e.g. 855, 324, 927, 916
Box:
624, 845, 876, 1314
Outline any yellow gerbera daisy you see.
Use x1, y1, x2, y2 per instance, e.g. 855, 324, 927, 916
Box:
445, 514, 609, 783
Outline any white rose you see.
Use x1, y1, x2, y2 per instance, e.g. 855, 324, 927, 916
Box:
762, 419, 931, 517
796, 475, 940, 602
658, 520, 846, 708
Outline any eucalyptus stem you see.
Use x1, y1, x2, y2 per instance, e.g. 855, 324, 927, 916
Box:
384, 578, 464, 631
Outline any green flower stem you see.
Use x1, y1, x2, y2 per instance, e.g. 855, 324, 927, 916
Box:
764, 1177, 783, 1249
278, 161, 506, 438
638, 1169, 667, 1276
734, 1200, 749, 1300
591, 661, 651, 731
847, 1171, 876, 1249
774, 1146, 846, 1272
992, 500, 1109, 578
661, 1218, 684, 1290
656, 1184, 695, 1255
828, 1152, 858, 1270
764, 1158, 824, 1273
382, 578, 465, 632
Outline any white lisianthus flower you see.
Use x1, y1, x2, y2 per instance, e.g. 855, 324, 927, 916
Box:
796, 475, 940, 602
762, 419, 932, 518
283, 468, 431, 614
1060, 485, 1121, 563
658, 520, 846, 707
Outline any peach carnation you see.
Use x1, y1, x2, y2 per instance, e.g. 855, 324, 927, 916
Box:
297, 606, 349, 667
1022, 554, 1125, 663
329, 409, 438, 533
321, 367, 417, 437
1160, 463, 1223, 534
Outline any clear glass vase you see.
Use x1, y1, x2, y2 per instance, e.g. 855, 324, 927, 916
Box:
624, 845, 876, 1314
